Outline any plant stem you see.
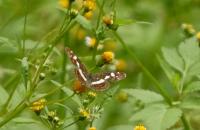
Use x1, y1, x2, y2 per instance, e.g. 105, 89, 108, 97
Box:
47, 92, 75, 105
113, 31, 172, 105
22, 0, 28, 56
181, 114, 190, 130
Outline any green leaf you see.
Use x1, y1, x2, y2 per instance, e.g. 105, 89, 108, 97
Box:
0, 85, 9, 105
178, 38, 200, 68
161, 108, 182, 130
130, 104, 182, 130
180, 95, 200, 109
157, 55, 180, 88
184, 81, 200, 94
188, 62, 200, 76
12, 117, 39, 124
123, 89, 163, 103
75, 15, 93, 31
162, 47, 184, 72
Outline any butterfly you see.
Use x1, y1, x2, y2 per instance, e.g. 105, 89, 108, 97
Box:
65, 47, 126, 91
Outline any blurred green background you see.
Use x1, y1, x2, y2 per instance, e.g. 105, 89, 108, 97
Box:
0, 0, 200, 130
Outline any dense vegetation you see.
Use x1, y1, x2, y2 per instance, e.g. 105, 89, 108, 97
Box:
0, 0, 200, 130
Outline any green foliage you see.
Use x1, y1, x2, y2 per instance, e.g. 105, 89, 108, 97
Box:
0, 0, 200, 130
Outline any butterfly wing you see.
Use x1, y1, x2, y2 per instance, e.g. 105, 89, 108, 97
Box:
65, 47, 88, 73
88, 72, 126, 91
65, 47, 89, 84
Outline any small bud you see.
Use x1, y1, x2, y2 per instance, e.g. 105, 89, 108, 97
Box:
48, 111, 56, 121
116, 91, 128, 103
102, 51, 114, 63
103, 16, 113, 26
70, 9, 78, 19
88, 91, 97, 99
39, 73, 46, 80
181, 23, 196, 37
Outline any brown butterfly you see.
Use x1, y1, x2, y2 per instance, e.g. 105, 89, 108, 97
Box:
65, 47, 126, 91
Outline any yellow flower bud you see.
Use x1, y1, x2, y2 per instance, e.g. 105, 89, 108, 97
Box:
134, 124, 146, 130
102, 51, 114, 63
89, 127, 96, 130
59, 0, 69, 8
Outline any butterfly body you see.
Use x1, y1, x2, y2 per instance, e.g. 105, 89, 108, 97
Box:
65, 47, 126, 91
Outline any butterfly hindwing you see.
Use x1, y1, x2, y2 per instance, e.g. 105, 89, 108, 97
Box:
88, 72, 126, 91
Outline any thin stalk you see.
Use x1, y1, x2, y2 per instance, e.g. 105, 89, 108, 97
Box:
113, 31, 172, 105
92, 0, 106, 61
181, 114, 190, 130
62, 119, 80, 129
22, 0, 28, 56
61, 35, 68, 83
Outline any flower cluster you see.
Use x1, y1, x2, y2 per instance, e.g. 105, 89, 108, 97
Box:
83, 0, 96, 19
47, 111, 64, 128
30, 98, 47, 114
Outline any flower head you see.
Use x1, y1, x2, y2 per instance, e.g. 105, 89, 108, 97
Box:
181, 23, 196, 37
84, 11, 93, 20
85, 36, 96, 48
59, 0, 69, 8
89, 127, 96, 130
30, 98, 46, 114
134, 124, 146, 130
103, 15, 114, 26
79, 108, 90, 119
88, 91, 97, 98
83, 0, 96, 12
102, 51, 114, 63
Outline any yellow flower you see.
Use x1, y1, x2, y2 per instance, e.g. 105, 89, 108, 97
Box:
83, 0, 96, 12
85, 36, 96, 47
30, 98, 46, 114
59, 0, 69, 8
84, 11, 93, 20
103, 16, 113, 26
181, 23, 196, 36
134, 124, 146, 130
88, 91, 97, 98
196, 32, 200, 41
88, 127, 96, 130
79, 108, 90, 119
102, 51, 114, 63
115, 59, 127, 71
